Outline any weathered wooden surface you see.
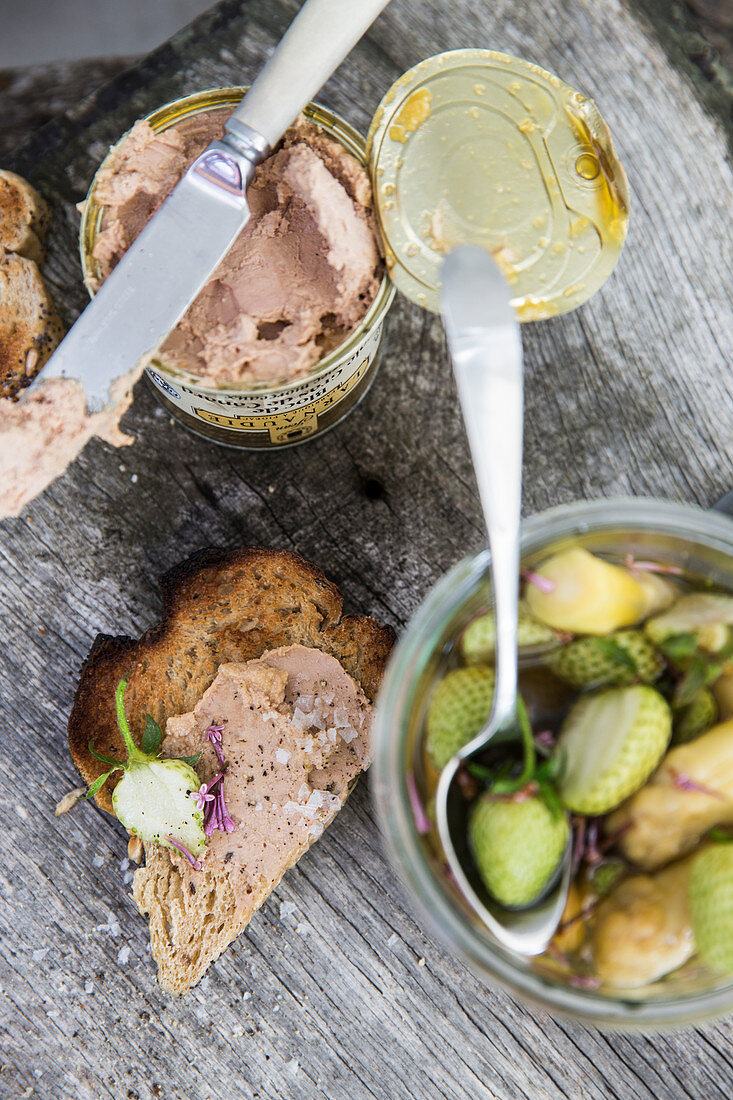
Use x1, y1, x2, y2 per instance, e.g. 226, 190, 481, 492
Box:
1, 1, 732, 1097
0, 58, 136, 162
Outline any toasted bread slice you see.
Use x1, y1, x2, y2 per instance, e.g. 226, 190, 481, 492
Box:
0, 170, 50, 263
68, 547, 395, 993
0, 252, 64, 399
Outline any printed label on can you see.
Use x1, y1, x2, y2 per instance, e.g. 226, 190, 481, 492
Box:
146, 318, 383, 442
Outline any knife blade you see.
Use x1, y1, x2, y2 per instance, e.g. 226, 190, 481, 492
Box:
35, 0, 392, 412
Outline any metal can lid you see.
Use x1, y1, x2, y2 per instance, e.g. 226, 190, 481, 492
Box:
367, 49, 629, 318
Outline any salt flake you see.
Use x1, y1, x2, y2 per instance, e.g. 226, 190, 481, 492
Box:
292, 707, 310, 730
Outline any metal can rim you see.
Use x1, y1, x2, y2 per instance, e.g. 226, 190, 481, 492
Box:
78, 86, 395, 397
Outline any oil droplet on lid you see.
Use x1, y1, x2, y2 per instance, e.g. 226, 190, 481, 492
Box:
474, 83, 486, 95
575, 152, 601, 180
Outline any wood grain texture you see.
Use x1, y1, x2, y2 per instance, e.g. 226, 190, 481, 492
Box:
1, 1, 732, 1098
0, 58, 137, 162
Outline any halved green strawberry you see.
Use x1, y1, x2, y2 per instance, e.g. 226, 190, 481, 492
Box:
461, 603, 560, 665
112, 758, 205, 855
545, 630, 664, 689
646, 594, 733, 654
672, 689, 718, 745
426, 666, 495, 770
469, 794, 569, 907
556, 685, 672, 814
688, 845, 733, 974
87, 679, 206, 860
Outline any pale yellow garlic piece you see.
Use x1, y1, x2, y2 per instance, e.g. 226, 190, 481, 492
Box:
635, 572, 678, 620
525, 548, 647, 635
608, 718, 733, 870
552, 880, 589, 955
592, 856, 695, 988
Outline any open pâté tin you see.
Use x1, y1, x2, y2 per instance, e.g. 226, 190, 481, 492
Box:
80, 50, 629, 449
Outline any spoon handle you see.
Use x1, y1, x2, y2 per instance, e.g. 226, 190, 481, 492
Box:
441, 246, 524, 726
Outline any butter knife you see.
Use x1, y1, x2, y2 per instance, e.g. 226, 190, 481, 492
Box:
36, 0, 391, 411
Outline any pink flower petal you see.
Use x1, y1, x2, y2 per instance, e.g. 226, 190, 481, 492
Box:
522, 569, 555, 594
406, 772, 431, 835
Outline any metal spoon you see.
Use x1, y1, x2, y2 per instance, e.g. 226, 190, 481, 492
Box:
436, 245, 572, 956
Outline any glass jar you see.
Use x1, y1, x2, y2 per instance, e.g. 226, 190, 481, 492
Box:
79, 88, 395, 449
372, 498, 733, 1029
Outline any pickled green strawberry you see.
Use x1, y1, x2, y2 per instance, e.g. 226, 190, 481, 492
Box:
469, 794, 569, 907
461, 603, 560, 665
688, 845, 733, 974
86, 679, 206, 860
672, 689, 718, 744
557, 685, 672, 814
112, 758, 205, 855
525, 548, 647, 635
588, 859, 626, 898
426, 666, 495, 770
646, 594, 733, 654
546, 630, 664, 689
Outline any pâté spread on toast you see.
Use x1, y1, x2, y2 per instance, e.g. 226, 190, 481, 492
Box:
68, 547, 394, 992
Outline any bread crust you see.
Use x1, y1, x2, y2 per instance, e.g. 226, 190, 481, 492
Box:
0, 252, 64, 398
68, 546, 395, 813
0, 170, 50, 263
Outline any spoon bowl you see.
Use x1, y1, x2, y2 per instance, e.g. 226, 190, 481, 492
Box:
436, 739, 573, 955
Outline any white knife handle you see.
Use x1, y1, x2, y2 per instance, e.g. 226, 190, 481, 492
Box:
227, 0, 391, 152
